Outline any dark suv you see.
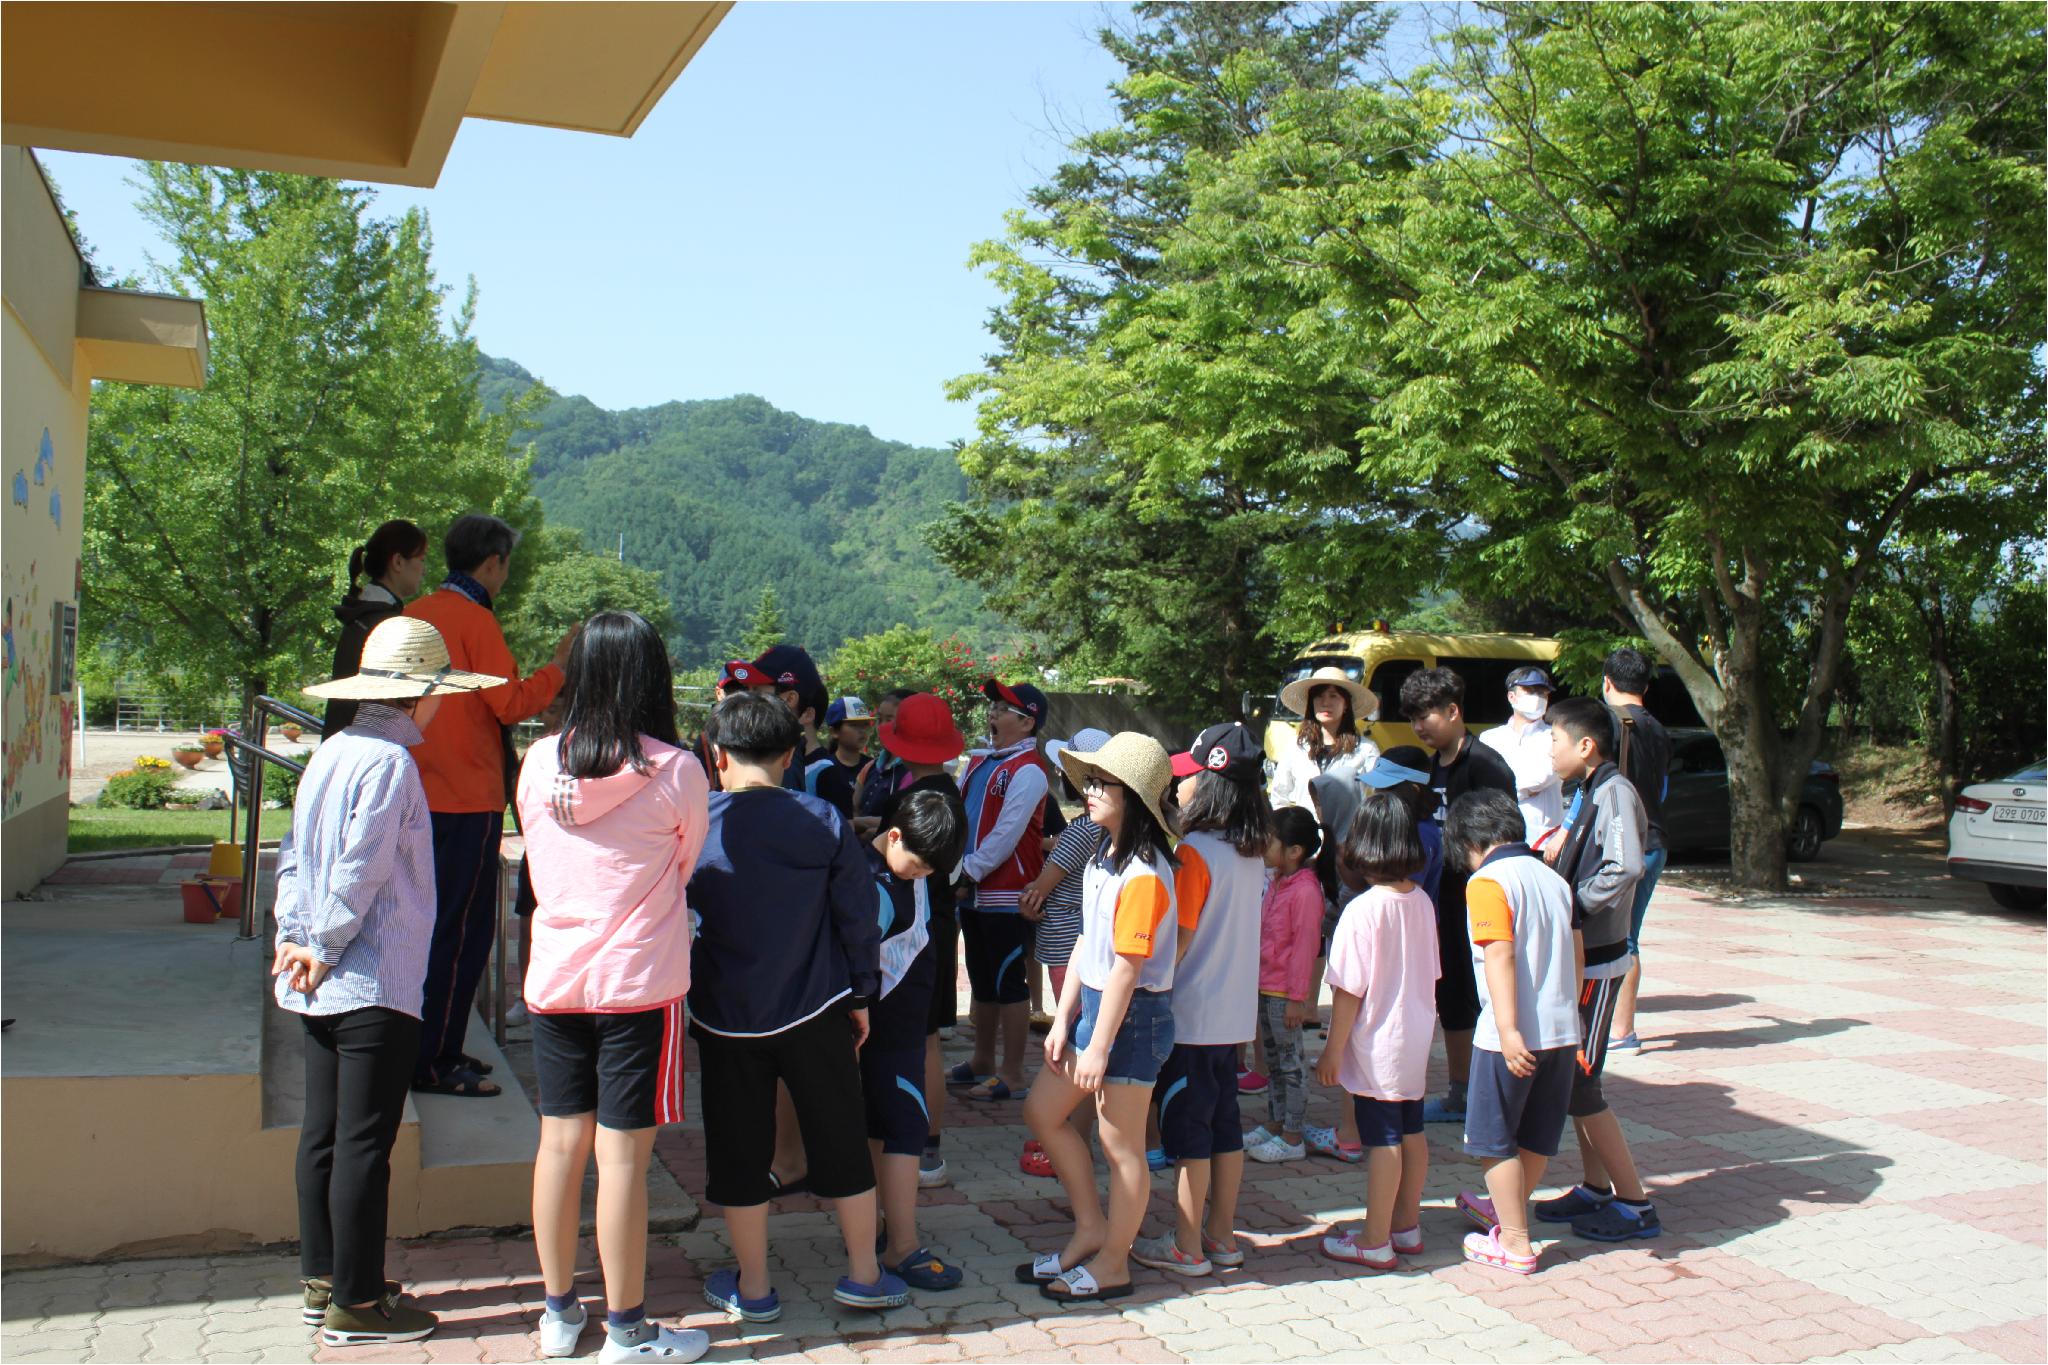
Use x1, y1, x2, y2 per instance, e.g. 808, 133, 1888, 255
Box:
1661, 729, 1845, 862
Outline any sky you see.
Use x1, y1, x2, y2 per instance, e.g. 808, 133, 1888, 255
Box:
39, 2, 1138, 451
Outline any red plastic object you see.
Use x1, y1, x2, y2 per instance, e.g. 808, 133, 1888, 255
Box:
181, 876, 239, 923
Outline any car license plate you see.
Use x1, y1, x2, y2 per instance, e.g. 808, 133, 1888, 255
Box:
1993, 805, 2046, 824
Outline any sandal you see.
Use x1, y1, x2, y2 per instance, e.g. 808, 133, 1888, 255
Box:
1040, 1265, 1133, 1304
412, 1066, 500, 1098
962, 1077, 1013, 1102
456, 1053, 493, 1076
945, 1063, 989, 1089
1019, 1140, 1054, 1178
1463, 1226, 1539, 1275
888, 1247, 964, 1291
1014, 1250, 1084, 1284
1457, 1190, 1498, 1232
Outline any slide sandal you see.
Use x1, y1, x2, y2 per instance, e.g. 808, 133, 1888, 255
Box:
412, 1067, 500, 1098
1040, 1266, 1133, 1305
962, 1077, 1013, 1102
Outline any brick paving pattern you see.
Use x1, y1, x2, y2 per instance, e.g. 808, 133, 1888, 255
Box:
6, 864, 2044, 1363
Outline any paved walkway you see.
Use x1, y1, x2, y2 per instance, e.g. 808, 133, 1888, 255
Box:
5, 844, 2044, 1363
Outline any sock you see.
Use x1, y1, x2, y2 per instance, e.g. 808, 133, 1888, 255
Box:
544, 1292, 581, 1316
606, 1305, 655, 1347
1581, 1182, 1614, 1199
1614, 1197, 1652, 1214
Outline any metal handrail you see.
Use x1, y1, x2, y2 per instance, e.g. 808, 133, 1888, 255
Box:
227, 695, 320, 939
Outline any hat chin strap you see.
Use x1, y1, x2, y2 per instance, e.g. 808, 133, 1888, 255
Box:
356, 665, 475, 694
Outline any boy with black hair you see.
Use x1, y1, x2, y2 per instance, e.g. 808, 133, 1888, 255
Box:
1600, 647, 1671, 1050
1398, 666, 1517, 1124
1536, 696, 1660, 1243
863, 788, 971, 1292
806, 697, 874, 817
686, 692, 909, 1320
748, 644, 827, 790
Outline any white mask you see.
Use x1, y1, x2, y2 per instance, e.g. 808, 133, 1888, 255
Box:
1510, 691, 1548, 721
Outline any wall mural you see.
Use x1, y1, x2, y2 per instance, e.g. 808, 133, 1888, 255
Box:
3, 426, 65, 818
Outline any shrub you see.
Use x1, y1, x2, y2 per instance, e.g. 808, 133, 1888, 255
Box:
266, 748, 312, 808
100, 765, 178, 810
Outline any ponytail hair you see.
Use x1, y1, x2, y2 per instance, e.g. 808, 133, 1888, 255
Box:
349, 519, 428, 592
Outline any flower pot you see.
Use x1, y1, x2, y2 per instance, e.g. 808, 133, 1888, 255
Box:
172, 749, 203, 769
280, 724, 302, 741
201, 738, 224, 759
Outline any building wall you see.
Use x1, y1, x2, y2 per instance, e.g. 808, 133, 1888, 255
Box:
2, 146, 91, 898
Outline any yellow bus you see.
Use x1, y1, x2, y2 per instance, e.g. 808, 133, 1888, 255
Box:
1254, 625, 1564, 773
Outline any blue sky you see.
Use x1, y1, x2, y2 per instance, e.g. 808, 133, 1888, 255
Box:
41, 2, 1137, 450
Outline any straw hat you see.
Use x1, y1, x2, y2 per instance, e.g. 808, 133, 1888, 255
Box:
1279, 667, 1379, 723
303, 617, 507, 699
1055, 730, 1174, 833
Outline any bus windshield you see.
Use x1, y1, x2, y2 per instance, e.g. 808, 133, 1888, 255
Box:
1273, 656, 1366, 722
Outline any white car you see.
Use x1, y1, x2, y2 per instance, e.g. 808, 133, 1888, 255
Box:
1948, 760, 2047, 910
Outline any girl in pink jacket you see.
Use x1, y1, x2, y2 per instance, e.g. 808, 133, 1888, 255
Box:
1246, 807, 1325, 1164
515, 612, 710, 1364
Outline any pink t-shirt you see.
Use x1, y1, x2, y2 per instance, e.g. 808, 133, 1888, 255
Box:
1323, 884, 1441, 1101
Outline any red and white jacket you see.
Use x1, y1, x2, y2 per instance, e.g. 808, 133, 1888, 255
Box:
958, 740, 1048, 911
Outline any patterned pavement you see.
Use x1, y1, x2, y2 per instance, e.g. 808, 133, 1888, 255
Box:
5, 835, 2044, 1363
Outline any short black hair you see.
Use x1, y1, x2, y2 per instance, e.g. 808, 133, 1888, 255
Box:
1339, 791, 1427, 886
1271, 806, 1322, 860
1176, 769, 1274, 857
1548, 696, 1615, 758
1444, 789, 1525, 861
883, 686, 919, 704
443, 513, 520, 573
1399, 666, 1465, 720
1603, 646, 1654, 696
709, 691, 801, 764
886, 788, 967, 873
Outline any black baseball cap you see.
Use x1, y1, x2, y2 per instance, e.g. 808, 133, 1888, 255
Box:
981, 678, 1048, 731
1172, 721, 1263, 782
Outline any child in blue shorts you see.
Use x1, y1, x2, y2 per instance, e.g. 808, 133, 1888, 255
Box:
862, 788, 970, 1291
1443, 790, 1581, 1275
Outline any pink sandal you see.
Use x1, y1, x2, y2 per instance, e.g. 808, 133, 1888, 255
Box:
1456, 1190, 1498, 1231
1463, 1226, 1539, 1275
1018, 1140, 1054, 1178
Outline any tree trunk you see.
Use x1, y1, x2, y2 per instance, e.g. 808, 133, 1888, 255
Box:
1927, 599, 1961, 815
1715, 658, 1790, 890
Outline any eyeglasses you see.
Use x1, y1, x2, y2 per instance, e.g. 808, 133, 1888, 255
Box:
1082, 776, 1119, 796
994, 703, 1034, 722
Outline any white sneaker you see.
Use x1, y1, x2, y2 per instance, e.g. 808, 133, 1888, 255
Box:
506, 1001, 531, 1028
1246, 1133, 1306, 1164
598, 1324, 710, 1363
538, 1304, 586, 1358
918, 1150, 949, 1188
1242, 1124, 1274, 1149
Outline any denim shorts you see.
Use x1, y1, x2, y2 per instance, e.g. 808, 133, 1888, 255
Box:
1626, 847, 1669, 955
1073, 985, 1174, 1086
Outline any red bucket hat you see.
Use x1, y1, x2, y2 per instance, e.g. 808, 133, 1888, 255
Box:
880, 692, 965, 766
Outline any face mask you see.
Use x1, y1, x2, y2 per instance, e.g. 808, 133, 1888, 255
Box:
1510, 692, 1547, 721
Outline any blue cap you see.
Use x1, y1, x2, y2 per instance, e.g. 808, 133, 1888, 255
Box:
1506, 666, 1553, 691
825, 696, 873, 727
1359, 758, 1431, 789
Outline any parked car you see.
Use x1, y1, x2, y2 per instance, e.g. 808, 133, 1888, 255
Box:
1659, 729, 1844, 862
1947, 760, 2047, 910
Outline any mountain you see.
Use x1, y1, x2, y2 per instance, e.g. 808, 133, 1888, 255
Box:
479, 355, 993, 665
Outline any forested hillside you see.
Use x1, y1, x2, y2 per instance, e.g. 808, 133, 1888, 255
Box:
479, 356, 992, 664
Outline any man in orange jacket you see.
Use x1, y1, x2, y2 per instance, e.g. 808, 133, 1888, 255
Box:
407, 513, 574, 1094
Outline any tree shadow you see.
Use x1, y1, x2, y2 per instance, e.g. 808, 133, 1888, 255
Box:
1636, 992, 1755, 1013
1657, 1014, 1866, 1050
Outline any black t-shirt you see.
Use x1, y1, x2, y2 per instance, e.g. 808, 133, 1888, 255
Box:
1610, 703, 1670, 852
1428, 735, 1519, 918
806, 752, 864, 817
864, 841, 937, 1053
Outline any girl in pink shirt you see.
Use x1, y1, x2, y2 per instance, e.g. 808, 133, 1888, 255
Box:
1317, 792, 1441, 1272
1245, 808, 1325, 1163
515, 612, 711, 1362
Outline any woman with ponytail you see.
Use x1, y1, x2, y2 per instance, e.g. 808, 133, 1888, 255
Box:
324, 520, 429, 735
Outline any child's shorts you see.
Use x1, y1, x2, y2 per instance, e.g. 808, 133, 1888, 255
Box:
1463, 1045, 1575, 1160
1157, 1042, 1243, 1160
1351, 1095, 1425, 1148
532, 1002, 686, 1131
961, 907, 1035, 1005
925, 908, 960, 1034
1073, 985, 1174, 1086
690, 1007, 875, 1207
859, 1044, 930, 1157
1568, 973, 1626, 1119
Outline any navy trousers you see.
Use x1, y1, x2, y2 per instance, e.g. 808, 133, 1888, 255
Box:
414, 810, 504, 1083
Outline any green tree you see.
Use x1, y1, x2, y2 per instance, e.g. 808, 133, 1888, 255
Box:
740, 586, 786, 660
939, 2, 1417, 722
82, 166, 545, 717
1085, 2, 2043, 885
500, 528, 677, 665
824, 625, 1017, 733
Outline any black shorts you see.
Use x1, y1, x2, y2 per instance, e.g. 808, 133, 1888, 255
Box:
689, 1006, 874, 1208
1569, 975, 1624, 1119
1352, 1095, 1425, 1148
860, 1044, 929, 1157
1463, 1045, 1575, 1160
926, 909, 959, 1034
1156, 1043, 1243, 1161
1435, 885, 1481, 1032
531, 1003, 686, 1131
960, 907, 1034, 1006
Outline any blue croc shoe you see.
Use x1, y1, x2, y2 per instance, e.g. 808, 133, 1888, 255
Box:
1146, 1147, 1170, 1173
703, 1268, 781, 1323
833, 1270, 910, 1310
1535, 1185, 1613, 1224
889, 1247, 964, 1291
1572, 1201, 1662, 1242
1421, 1095, 1467, 1124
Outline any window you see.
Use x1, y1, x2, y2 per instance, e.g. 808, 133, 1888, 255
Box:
1676, 738, 1725, 774
1366, 658, 1426, 717
1436, 656, 1542, 726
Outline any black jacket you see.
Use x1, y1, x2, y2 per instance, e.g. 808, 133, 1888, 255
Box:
321, 586, 403, 736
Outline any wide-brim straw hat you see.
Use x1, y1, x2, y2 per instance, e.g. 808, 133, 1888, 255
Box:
1056, 731, 1174, 834
1279, 667, 1379, 722
303, 617, 507, 700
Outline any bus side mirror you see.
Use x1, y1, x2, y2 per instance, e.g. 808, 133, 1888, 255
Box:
1241, 691, 1269, 721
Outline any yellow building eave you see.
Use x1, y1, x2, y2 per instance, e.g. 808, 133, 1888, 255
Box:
1, 2, 730, 189
75, 287, 209, 389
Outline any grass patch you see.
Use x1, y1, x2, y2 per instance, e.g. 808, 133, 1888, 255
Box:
68, 805, 291, 855
1830, 740, 1944, 825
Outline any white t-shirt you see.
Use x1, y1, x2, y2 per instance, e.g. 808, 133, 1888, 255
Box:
1166, 830, 1266, 1045
1479, 719, 1563, 844
1073, 844, 1179, 994
1268, 735, 1379, 814
1466, 849, 1580, 1053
